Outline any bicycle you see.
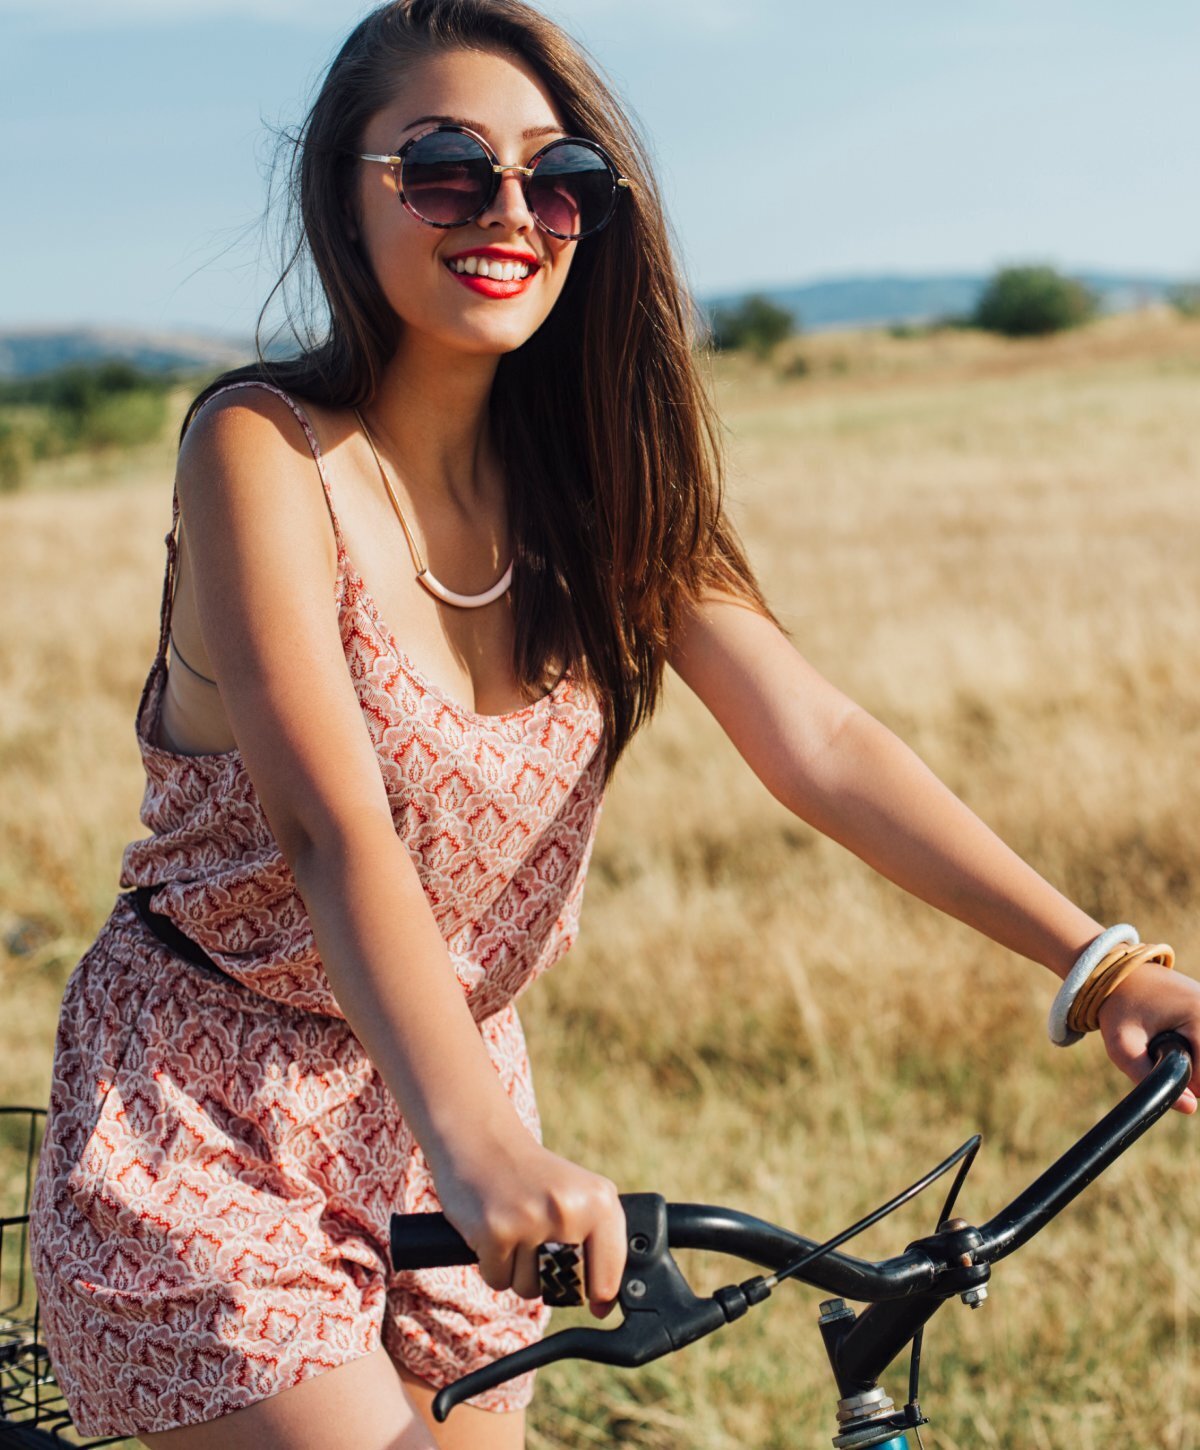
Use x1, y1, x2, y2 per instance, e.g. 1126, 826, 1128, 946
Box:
0, 1034, 1191, 1447
389, 1031, 1195, 1448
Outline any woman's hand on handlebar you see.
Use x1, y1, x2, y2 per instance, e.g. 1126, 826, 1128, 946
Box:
429, 1129, 627, 1317
1098, 963, 1200, 1113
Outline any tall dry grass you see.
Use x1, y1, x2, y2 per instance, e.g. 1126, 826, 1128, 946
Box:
2, 312, 1199, 1448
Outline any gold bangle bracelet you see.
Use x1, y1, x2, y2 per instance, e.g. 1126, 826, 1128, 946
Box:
1066, 942, 1176, 1035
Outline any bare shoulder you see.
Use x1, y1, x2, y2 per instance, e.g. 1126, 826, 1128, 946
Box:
179, 383, 322, 486
167, 383, 388, 852
176, 382, 338, 573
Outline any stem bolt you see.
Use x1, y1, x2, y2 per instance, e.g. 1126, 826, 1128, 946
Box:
627, 1279, 646, 1298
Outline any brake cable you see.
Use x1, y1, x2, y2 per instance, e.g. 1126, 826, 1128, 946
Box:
742, 1132, 982, 1445
395, 1035, 1190, 1430
757, 1133, 983, 1293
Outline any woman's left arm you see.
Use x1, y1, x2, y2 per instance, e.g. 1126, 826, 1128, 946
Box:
669, 594, 1200, 1111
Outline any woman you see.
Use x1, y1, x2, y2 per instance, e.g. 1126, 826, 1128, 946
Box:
28, 2, 1200, 1448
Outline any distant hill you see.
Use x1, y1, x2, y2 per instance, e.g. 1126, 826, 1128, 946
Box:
703, 270, 1184, 333
0, 327, 251, 380
1, 271, 1189, 376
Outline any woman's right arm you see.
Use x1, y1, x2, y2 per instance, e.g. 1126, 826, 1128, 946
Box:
175, 391, 626, 1311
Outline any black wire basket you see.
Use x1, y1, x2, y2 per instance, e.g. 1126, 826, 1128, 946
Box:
0, 1107, 123, 1448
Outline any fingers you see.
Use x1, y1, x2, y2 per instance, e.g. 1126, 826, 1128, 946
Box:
583, 1180, 627, 1317
1148, 1030, 1200, 1112
458, 1165, 627, 1314
1104, 1019, 1198, 1114
475, 1241, 518, 1299
1161, 1030, 1200, 1109
511, 1241, 542, 1301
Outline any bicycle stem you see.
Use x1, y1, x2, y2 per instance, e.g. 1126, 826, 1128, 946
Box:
391, 1034, 1193, 1429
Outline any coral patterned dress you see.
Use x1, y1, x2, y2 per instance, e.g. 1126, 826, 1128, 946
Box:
29, 382, 607, 1438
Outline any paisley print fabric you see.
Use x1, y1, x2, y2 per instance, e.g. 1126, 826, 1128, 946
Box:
121, 385, 606, 1022
29, 382, 607, 1436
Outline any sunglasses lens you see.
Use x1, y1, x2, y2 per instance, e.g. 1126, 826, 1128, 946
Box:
401, 130, 493, 225
527, 141, 617, 238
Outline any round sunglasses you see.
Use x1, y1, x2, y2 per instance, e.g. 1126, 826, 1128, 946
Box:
357, 123, 631, 241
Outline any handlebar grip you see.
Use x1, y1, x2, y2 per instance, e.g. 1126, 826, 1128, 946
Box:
390, 1212, 479, 1271
1149, 1029, 1193, 1071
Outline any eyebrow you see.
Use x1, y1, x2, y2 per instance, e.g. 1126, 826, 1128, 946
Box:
400, 114, 566, 140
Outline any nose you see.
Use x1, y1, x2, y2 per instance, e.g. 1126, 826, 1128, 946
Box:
479, 167, 536, 235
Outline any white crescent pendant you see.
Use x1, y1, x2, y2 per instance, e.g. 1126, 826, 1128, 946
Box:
416, 561, 515, 610
355, 407, 515, 611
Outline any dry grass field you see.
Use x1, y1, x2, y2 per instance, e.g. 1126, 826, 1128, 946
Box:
2, 308, 1199, 1448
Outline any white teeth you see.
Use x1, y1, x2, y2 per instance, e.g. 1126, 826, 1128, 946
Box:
450, 257, 533, 280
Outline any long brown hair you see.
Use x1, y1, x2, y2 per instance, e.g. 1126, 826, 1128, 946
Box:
187, 0, 777, 780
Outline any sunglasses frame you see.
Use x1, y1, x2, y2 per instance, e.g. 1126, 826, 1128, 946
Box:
358, 123, 631, 240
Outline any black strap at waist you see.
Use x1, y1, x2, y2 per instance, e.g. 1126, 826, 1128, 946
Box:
127, 886, 225, 975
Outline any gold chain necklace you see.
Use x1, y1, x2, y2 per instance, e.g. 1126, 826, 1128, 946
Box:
354, 407, 514, 610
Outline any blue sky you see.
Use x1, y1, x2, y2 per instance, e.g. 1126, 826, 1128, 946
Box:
3, 0, 1197, 335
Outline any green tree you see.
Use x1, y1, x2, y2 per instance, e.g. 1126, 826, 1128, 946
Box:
0, 419, 31, 493
0, 361, 171, 487
973, 265, 1099, 338
1167, 281, 1200, 319
710, 294, 797, 359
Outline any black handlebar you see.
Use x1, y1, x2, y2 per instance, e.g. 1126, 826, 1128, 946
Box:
390, 1031, 1193, 1420
975, 1029, 1192, 1262
388, 1196, 937, 1299
389, 1213, 478, 1271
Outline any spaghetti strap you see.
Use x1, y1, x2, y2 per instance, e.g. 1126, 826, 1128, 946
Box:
136, 379, 348, 728
186, 380, 347, 558
150, 379, 346, 667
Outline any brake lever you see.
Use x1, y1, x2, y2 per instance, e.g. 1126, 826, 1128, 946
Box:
420, 1039, 1197, 1420
428, 1193, 762, 1421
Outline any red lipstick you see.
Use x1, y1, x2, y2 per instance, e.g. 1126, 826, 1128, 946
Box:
443, 245, 540, 300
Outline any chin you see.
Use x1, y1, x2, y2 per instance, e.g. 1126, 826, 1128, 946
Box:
447, 316, 550, 357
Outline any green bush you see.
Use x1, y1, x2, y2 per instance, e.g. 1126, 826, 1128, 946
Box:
0, 362, 171, 484
779, 353, 811, 379
0, 419, 32, 493
1167, 282, 1200, 319
75, 388, 167, 450
887, 316, 971, 340
972, 265, 1099, 337
709, 294, 797, 359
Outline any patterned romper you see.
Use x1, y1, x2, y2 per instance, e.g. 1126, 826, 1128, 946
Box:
29, 382, 607, 1438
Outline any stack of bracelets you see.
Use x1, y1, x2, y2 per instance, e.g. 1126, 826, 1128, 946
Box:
1048, 923, 1176, 1046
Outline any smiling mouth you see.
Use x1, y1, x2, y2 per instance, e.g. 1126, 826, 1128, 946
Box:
443, 260, 539, 297
447, 256, 536, 281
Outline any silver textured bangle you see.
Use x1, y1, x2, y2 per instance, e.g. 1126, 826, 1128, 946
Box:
1048, 924, 1139, 1047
